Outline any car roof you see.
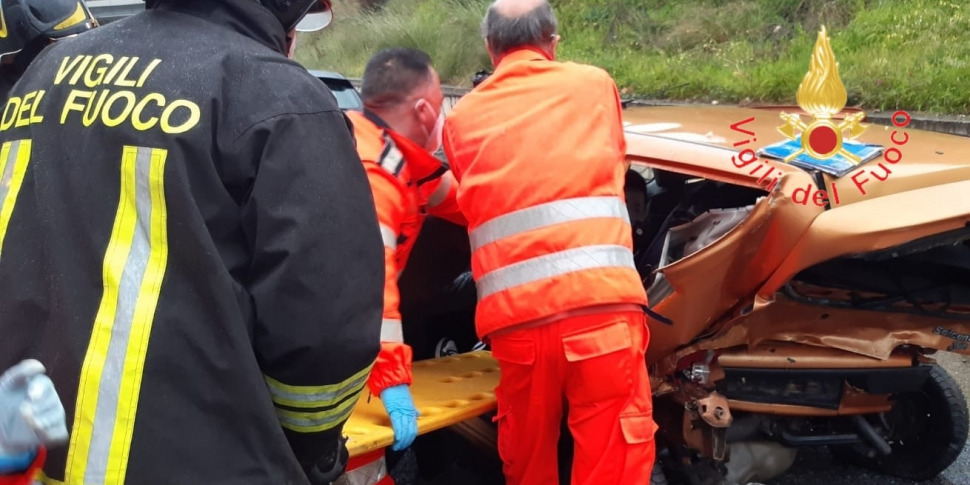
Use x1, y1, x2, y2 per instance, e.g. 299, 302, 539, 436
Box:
308, 69, 350, 82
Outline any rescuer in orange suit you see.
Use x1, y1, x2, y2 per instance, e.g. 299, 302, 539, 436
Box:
339, 47, 465, 485
441, 0, 657, 483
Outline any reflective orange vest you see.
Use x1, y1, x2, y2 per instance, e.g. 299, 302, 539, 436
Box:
442, 48, 647, 338
347, 110, 464, 395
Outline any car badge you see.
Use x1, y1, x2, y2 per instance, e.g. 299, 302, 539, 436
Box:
759, 26, 884, 177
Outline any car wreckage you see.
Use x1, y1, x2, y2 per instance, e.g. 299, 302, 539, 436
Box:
379, 27, 970, 485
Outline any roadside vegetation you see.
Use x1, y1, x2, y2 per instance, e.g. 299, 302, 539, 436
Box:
296, 0, 970, 114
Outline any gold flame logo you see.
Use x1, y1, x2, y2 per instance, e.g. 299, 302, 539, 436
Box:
796, 26, 847, 118
777, 26, 867, 163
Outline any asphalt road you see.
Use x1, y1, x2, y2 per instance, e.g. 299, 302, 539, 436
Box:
764, 352, 970, 485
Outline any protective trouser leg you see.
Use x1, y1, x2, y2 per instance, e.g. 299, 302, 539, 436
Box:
564, 311, 656, 485
491, 324, 564, 485
490, 310, 657, 485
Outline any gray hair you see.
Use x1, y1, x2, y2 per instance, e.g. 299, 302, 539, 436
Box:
480, 1, 558, 57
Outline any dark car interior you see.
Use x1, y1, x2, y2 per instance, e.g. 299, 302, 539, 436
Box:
398, 166, 769, 360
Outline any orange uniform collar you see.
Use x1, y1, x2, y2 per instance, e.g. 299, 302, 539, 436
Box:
495, 47, 553, 68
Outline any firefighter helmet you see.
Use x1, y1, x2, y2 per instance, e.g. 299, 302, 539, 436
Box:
143, 0, 332, 33
0, 0, 97, 57
263, 0, 332, 32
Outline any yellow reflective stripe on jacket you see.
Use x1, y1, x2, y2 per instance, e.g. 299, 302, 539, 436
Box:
65, 146, 170, 485
0, 140, 33, 258
274, 382, 363, 433
264, 362, 374, 409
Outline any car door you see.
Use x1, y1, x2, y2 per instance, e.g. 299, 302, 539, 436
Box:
625, 132, 823, 364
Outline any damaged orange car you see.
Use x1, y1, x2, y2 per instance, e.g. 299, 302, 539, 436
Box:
393, 27, 970, 485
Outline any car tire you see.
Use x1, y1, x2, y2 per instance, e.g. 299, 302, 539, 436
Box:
835, 364, 969, 480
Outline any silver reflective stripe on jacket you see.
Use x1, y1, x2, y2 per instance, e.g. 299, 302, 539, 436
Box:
379, 141, 404, 176
379, 223, 397, 249
380, 318, 404, 342
428, 171, 454, 208
476, 244, 635, 300
468, 196, 630, 252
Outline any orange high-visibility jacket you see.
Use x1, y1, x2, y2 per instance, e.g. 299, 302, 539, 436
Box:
442, 48, 647, 338
347, 110, 465, 395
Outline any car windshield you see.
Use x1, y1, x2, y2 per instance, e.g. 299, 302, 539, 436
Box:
324, 81, 364, 111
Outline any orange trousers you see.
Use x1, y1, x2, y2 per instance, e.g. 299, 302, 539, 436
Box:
490, 310, 657, 485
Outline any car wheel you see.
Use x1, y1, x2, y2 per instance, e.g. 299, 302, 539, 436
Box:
836, 364, 969, 480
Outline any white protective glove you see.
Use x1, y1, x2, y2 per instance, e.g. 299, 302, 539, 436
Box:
0, 359, 68, 455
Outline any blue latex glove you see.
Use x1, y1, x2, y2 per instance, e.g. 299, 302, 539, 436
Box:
0, 449, 36, 475
0, 359, 68, 473
379, 385, 419, 451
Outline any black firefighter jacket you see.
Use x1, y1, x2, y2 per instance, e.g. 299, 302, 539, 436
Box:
0, 0, 384, 483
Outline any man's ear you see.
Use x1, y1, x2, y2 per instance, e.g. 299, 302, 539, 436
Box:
285, 29, 297, 59
485, 39, 499, 67
548, 35, 559, 59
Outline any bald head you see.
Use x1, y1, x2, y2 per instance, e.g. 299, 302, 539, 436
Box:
493, 0, 546, 17
481, 0, 558, 58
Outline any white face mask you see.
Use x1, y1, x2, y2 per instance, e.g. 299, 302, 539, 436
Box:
417, 99, 445, 153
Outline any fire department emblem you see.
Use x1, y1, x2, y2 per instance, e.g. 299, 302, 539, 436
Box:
759, 26, 883, 177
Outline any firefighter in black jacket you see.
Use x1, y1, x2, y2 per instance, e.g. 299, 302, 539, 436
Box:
0, 0, 384, 483
0, 0, 98, 101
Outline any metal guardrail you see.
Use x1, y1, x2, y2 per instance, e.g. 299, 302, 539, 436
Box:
347, 77, 470, 115
344, 78, 970, 136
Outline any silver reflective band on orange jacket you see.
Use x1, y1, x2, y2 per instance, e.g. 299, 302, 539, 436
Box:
428, 171, 455, 208
468, 196, 636, 299
476, 245, 635, 300
468, 196, 631, 251
380, 318, 404, 342
379, 223, 397, 250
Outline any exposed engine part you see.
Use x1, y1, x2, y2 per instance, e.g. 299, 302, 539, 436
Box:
851, 415, 892, 456
777, 429, 861, 447
712, 428, 727, 461
682, 391, 734, 461
657, 444, 729, 485
725, 415, 767, 443
691, 363, 712, 385
696, 393, 733, 428
723, 441, 797, 485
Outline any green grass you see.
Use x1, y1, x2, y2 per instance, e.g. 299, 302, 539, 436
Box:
295, 0, 970, 114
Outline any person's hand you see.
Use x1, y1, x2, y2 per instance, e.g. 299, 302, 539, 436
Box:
379, 385, 419, 451
0, 360, 68, 466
